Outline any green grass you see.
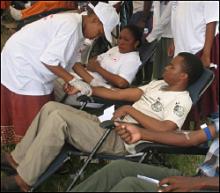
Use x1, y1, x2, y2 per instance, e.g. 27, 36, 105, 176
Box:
165, 154, 205, 176
1, 143, 205, 192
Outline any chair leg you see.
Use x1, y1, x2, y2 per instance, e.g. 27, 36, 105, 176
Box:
66, 128, 112, 192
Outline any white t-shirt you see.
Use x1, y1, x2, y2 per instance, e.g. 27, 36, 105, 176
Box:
146, 1, 172, 42
89, 46, 142, 86
132, 1, 144, 13
171, 1, 219, 56
123, 80, 192, 129
123, 80, 192, 153
1, 13, 84, 95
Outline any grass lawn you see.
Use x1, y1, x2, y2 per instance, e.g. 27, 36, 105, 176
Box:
1, 143, 205, 192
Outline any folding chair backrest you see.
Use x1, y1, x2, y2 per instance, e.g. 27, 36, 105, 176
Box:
131, 40, 158, 86
187, 68, 215, 105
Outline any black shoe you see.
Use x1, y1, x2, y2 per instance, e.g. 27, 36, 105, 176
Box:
1, 175, 21, 192
1, 152, 17, 175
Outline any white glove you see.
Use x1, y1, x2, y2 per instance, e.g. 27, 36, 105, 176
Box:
69, 78, 92, 96
90, 78, 111, 88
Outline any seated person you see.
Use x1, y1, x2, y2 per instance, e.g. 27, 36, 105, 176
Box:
1, 52, 204, 192
72, 25, 142, 89
55, 24, 142, 105
72, 118, 219, 192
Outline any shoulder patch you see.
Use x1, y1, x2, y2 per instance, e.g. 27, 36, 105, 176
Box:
173, 103, 185, 117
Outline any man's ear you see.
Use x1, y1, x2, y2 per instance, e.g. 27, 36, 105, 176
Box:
135, 41, 140, 49
181, 73, 188, 82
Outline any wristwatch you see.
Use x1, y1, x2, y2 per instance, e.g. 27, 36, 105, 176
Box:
200, 123, 212, 141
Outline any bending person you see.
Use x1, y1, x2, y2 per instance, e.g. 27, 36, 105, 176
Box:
1, 2, 119, 144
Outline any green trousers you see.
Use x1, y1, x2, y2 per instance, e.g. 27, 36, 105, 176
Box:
72, 160, 181, 192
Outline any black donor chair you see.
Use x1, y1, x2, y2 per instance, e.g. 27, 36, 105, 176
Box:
30, 67, 214, 192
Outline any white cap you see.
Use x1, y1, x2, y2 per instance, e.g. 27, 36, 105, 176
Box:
88, 2, 119, 43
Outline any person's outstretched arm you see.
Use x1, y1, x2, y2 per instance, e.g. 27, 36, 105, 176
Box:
44, 64, 74, 82
92, 87, 143, 102
201, 21, 217, 67
115, 122, 217, 146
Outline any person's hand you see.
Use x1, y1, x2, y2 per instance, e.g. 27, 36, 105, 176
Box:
200, 53, 211, 68
112, 105, 131, 121
63, 83, 79, 95
68, 78, 92, 96
159, 176, 201, 192
114, 122, 143, 144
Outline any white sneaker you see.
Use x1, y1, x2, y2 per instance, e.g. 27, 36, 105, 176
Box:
9, 6, 22, 21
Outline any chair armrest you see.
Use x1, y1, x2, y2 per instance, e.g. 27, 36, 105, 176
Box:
135, 142, 209, 155
77, 95, 132, 108
100, 120, 115, 130
77, 95, 94, 103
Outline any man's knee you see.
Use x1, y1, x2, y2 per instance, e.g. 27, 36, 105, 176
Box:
41, 101, 61, 113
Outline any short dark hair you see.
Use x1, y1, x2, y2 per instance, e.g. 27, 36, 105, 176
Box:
121, 25, 143, 48
178, 52, 204, 86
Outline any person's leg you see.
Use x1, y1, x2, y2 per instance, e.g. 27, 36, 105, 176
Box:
110, 177, 158, 192
152, 38, 172, 80
152, 39, 162, 80
158, 38, 172, 79
13, 101, 125, 188
3, 101, 82, 192
11, 101, 77, 164
2, 101, 67, 171
72, 160, 181, 192
14, 102, 98, 186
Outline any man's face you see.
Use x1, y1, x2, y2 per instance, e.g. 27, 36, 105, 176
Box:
162, 56, 187, 85
83, 15, 104, 40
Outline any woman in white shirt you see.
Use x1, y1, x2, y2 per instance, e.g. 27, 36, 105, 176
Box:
64, 24, 142, 98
